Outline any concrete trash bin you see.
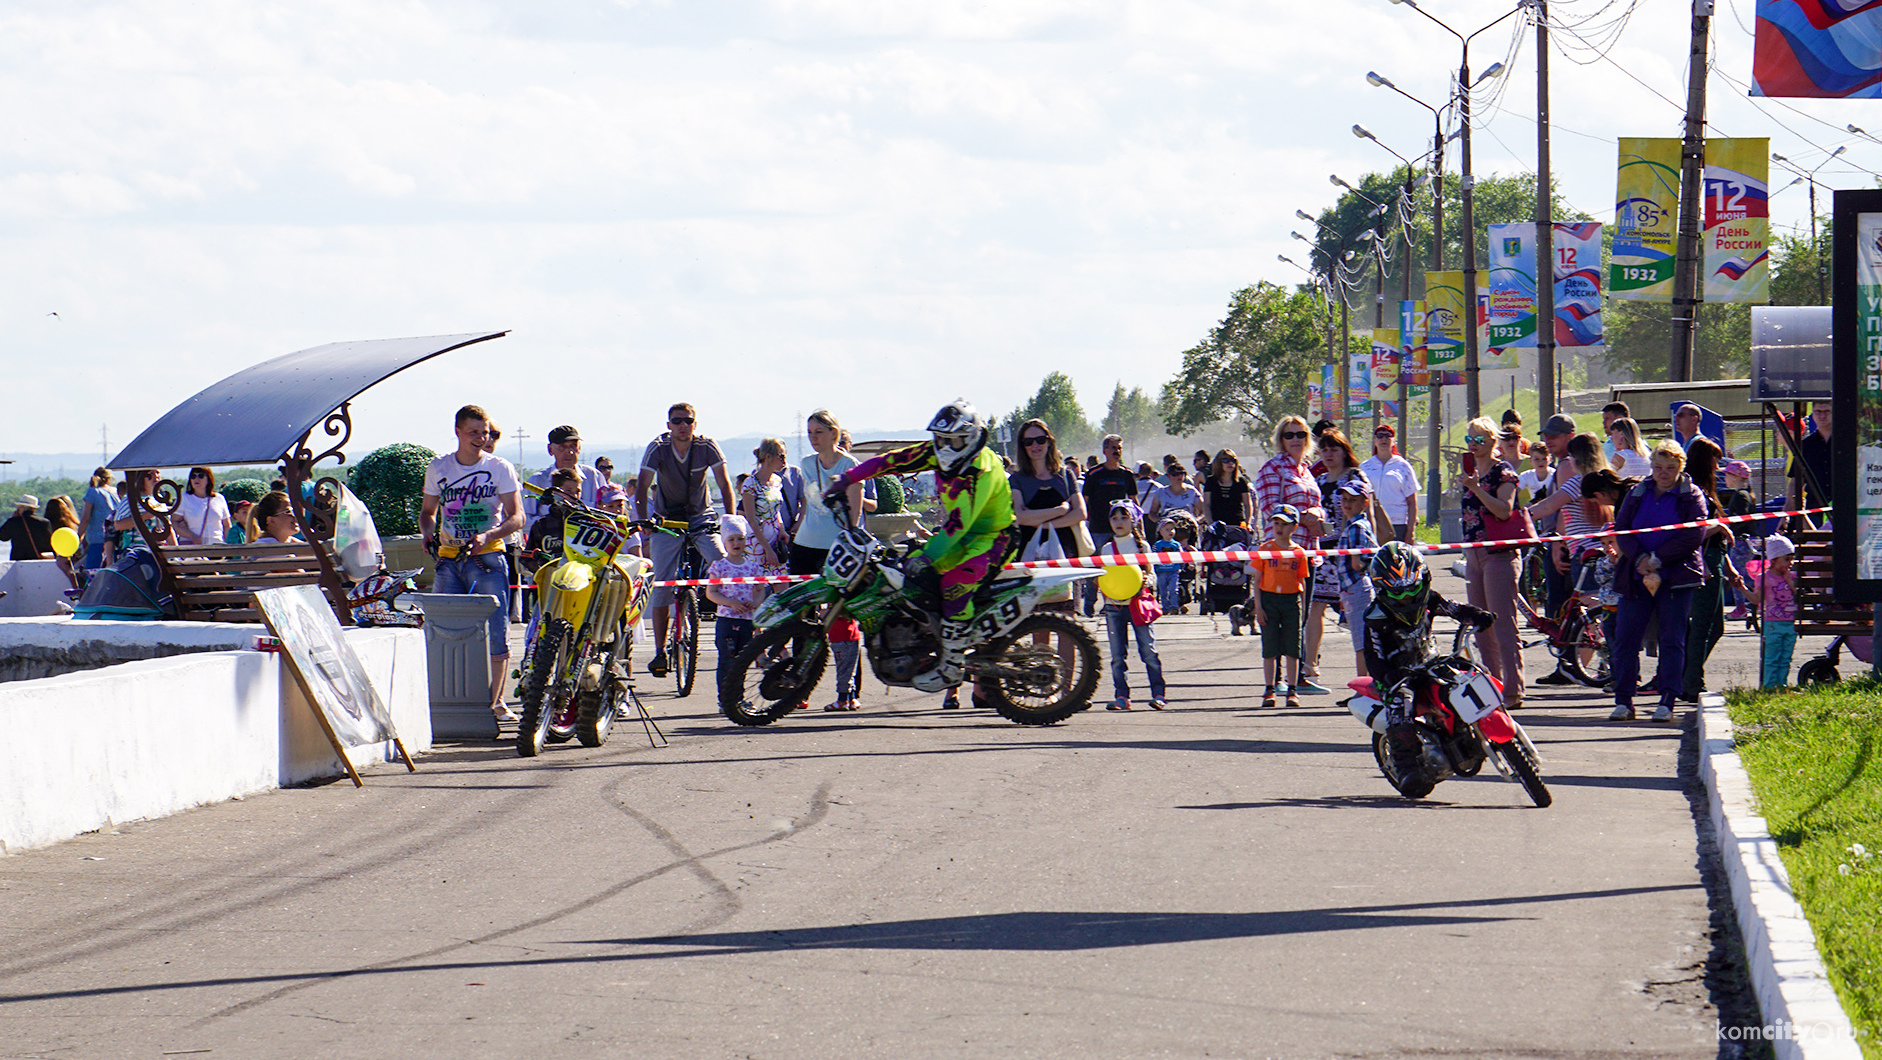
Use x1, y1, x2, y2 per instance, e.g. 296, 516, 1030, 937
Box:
410, 593, 503, 740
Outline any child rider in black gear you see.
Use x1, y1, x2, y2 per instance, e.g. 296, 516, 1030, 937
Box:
1361, 542, 1496, 796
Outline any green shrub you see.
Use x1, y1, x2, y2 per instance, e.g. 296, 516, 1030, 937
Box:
348, 443, 437, 536
876, 475, 906, 515
220, 479, 269, 506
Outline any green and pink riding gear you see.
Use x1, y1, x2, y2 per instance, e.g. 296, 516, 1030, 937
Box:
830, 443, 1015, 621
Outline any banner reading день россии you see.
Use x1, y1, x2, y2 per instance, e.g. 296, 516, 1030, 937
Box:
1704, 138, 1770, 303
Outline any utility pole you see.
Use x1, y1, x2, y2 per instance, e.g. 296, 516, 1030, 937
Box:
515, 428, 530, 470
1669, 0, 1712, 382
1429, 129, 1445, 528
100, 423, 109, 466
1535, 0, 1557, 418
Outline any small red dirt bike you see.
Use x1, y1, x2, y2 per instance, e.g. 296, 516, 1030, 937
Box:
1341, 623, 1552, 807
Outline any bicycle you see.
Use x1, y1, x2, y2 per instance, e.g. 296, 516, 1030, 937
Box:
657, 513, 720, 698
1514, 579, 1611, 687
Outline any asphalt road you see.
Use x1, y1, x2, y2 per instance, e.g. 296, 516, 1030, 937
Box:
0, 585, 1790, 1059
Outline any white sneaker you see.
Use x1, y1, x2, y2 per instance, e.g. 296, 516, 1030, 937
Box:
1651, 703, 1676, 723
1607, 704, 1635, 721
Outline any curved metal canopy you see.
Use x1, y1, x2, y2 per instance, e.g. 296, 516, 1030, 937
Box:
109, 331, 507, 469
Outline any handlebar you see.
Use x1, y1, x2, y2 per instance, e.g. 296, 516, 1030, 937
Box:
522, 483, 678, 536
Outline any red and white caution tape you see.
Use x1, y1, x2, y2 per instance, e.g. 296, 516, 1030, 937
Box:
1005, 505, 1832, 568
634, 505, 1829, 585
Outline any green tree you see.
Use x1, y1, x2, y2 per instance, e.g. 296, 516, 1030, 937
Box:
348, 443, 437, 537
1009, 372, 1095, 453
1159, 282, 1333, 441
1305, 169, 1590, 313
1101, 383, 1162, 447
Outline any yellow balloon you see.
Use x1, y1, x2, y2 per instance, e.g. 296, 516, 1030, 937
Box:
1097, 561, 1144, 601
50, 527, 80, 559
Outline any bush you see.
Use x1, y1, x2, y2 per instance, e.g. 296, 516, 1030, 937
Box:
348, 443, 437, 536
220, 479, 269, 506
876, 475, 906, 515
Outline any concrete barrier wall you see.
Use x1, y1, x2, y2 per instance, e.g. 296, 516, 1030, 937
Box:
0, 616, 262, 683
0, 559, 75, 618
0, 627, 430, 854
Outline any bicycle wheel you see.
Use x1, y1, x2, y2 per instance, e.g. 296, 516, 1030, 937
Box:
673, 589, 699, 697
1517, 546, 1548, 617
1559, 607, 1612, 687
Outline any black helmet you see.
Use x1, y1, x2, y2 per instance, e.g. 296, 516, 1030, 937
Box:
927, 398, 987, 477
1368, 540, 1430, 627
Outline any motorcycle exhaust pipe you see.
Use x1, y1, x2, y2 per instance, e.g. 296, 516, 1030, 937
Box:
1344, 695, 1390, 734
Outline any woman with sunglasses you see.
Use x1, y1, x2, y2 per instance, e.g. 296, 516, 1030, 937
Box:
1454, 416, 1526, 709
170, 466, 232, 546
1204, 449, 1253, 528
1009, 419, 1086, 562
1254, 415, 1325, 535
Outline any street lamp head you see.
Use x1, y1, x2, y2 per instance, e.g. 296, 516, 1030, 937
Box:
1291, 231, 1312, 243
1850, 124, 1867, 136
1366, 71, 1395, 89
1780, 177, 1804, 191
1772, 152, 1789, 162
1472, 62, 1505, 86
1832, 145, 1848, 158
1353, 124, 1375, 141
1330, 174, 1353, 190
1296, 209, 1315, 222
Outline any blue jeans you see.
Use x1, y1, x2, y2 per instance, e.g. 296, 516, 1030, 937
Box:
434, 552, 511, 657
84, 540, 105, 569
715, 616, 753, 692
1104, 607, 1166, 701
1613, 586, 1694, 708
1762, 621, 1797, 688
1155, 568, 1180, 610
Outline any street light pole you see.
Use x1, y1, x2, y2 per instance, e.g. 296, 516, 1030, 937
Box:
1387, 0, 1519, 419
1774, 147, 1844, 304
1535, 0, 1556, 418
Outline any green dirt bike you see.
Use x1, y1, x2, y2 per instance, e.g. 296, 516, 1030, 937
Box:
718, 523, 1102, 727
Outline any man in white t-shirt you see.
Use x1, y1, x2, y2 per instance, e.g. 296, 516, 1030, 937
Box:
421, 403, 525, 720
524, 424, 607, 531
1360, 425, 1419, 543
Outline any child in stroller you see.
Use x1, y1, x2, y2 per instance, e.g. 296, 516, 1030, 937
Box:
1200, 520, 1256, 631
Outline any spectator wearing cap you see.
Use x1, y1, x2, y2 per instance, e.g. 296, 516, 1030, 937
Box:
525, 425, 607, 530
1525, 413, 1581, 645
1362, 424, 1418, 543
1456, 417, 1526, 708
0, 495, 53, 560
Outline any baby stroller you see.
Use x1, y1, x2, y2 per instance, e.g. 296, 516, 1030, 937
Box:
1200, 521, 1254, 627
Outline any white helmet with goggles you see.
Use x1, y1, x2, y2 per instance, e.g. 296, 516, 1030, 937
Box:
927, 399, 988, 477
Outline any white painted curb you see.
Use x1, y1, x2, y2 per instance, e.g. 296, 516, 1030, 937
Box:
1699, 693, 1864, 1060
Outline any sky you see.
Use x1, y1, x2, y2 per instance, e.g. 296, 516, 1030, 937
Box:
3, 0, 1875, 467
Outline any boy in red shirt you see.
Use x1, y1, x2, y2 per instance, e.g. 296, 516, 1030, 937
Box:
1247, 504, 1313, 708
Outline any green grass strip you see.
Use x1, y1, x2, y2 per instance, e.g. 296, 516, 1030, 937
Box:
1726, 678, 1882, 1055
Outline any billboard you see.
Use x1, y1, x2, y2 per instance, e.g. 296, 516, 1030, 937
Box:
1832, 189, 1882, 599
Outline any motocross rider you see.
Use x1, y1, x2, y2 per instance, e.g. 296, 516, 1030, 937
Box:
823, 399, 1017, 692
1362, 541, 1495, 797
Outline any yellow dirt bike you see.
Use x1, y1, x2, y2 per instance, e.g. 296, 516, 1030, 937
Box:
517, 483, 671, 758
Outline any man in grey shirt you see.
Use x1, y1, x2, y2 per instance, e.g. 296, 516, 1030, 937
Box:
633, 402, 734, 676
